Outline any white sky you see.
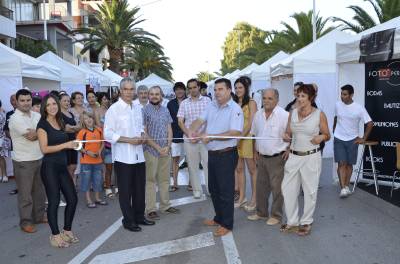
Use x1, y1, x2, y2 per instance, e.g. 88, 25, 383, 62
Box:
130, 0, 375, 81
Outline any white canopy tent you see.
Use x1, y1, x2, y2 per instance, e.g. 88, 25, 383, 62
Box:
37, 51, 86, 96
137, 73, 174, 96
229, 62, 259, 83
336, 16, 400, 186
89, 63, 122, 87
250, 51, 289, 91
270, 29, 352, 158
0, 43, 61, 111
79, 63, 111, 92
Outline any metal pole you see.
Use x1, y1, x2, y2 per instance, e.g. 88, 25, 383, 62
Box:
43, 0, 47, 40
312, 0, 316, 42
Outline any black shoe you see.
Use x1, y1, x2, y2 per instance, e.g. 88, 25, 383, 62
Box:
199, 163, 203, 170
179, 161, 188, 170
138, 219, 155, 226
9, 189, 18, 195
123, 223, 142, 232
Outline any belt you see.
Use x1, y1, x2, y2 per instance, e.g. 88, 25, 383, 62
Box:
290, 147, 321, 156
208, 146, 236, 154
261, 151, 285, 158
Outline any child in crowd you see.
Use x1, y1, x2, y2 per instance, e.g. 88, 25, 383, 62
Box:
76, 111, 107, 208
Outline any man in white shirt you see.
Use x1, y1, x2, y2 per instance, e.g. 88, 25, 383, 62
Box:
333, 84, 373, 198
247, 88, 289, 226
9, 89, 46, 233
104, 78, 155, 232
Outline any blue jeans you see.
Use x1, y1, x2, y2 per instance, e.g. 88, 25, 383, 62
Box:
80, 164, 103, 192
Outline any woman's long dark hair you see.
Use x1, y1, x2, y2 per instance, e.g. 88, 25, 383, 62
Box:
233, 76, 251, 108
40, 94, 65, 130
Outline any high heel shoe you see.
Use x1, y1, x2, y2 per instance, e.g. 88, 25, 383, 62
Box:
60, 230, 79, 244
50, 234, 70, 248
234, 198, 247, 208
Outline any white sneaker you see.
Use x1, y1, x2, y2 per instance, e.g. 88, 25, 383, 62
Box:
59, 200, 67, 207
114, 187, 119, 194
345, 186, 352, 196
193, 191, 202, 199
2, 176, 8, 183
339, 188, 348, 198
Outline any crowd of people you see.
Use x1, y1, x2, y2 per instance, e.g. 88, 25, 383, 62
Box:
0, 75, 373, 247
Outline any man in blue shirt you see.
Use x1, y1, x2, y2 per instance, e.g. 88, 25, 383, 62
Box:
189, 78, 243, 236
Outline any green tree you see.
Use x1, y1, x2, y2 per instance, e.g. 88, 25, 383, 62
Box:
332, 0, 400, 33
72, 0, 161, 73
270, 11, 336, 53
124, 46, 173, 81
196, 71, 215, 83
220, 22, 268, 74
15, 37, 56, 57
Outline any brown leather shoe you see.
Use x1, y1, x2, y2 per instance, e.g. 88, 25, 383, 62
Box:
21, 225, 37, 233
203, 219, 219, 227
213, 226, 231, 237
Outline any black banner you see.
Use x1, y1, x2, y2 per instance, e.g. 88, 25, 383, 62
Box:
364, 60, 400, 181
360, 28, 395, 63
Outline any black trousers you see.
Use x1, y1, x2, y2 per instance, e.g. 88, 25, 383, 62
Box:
41, 161, 78, 235
208, 148, 238, 230
114, 161, 146, 226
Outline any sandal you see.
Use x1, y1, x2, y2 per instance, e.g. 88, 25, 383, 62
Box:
297, 224, 312, 236
50, 234, 70, 248
87, 202, 96, 208
95, 200, 108, 206
280, 224, 299, 233
187, 185, 193, 191
60, 230, 79, 243
169, 186, 179, 192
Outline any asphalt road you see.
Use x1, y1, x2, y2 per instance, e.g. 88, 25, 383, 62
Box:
1, 158, 400, 264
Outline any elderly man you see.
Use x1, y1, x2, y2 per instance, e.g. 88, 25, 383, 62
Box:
9, 89, 46, 233
133, 85, 149, 109
177, 79, 211, 198
190, 78, 243, 237
247, 89, 289, 226
143, 86, 180, 220
104, 77, 155, 232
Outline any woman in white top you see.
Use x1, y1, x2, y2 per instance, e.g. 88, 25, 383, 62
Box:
280, 84, 330, 236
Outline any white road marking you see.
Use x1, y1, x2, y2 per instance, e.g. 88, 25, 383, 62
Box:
221, 232, 242, 264
68, 195, 207, 264
88, 232, 215, 264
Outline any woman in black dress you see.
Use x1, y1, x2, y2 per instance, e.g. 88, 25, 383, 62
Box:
37, 94, 79, 248
59, 92, 81, 185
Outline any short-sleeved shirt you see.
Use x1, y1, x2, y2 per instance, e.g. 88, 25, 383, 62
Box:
36, 118, 68, 165
167, 98, 184, 143
177, 95, 211, 138
334, 101, 372, 141
200, 99, 244, 151
250, 106, 289, 155
143, 104, 173, 157
9, 109, 43, 161
62, 112, 77, 141
77, 128, 103, 164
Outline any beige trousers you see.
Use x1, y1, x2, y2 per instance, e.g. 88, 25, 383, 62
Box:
281, 152, 321, 226
183, 142, 209, 195
144, 152, 171, 213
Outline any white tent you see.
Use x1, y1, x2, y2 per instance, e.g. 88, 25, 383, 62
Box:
37, 51, 86, 96
229, 62, 259, 82
270, 29, 352, 158
79, 63, 111, 91
89, 63, 122, 87
336, 16, 400, 186
0, 43, 61, 111
137, 73, 173, 96
250, 51, 289, 91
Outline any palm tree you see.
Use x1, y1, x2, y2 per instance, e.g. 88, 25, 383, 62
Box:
196, 71, 215, 83
333, 0, 400, 33
72, 0, 161, 73
124, 46, 173, 81
270, 11, 336, 53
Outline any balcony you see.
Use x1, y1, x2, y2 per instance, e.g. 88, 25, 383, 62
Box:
0, 5, 13, 20
0, 5, 16, 39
